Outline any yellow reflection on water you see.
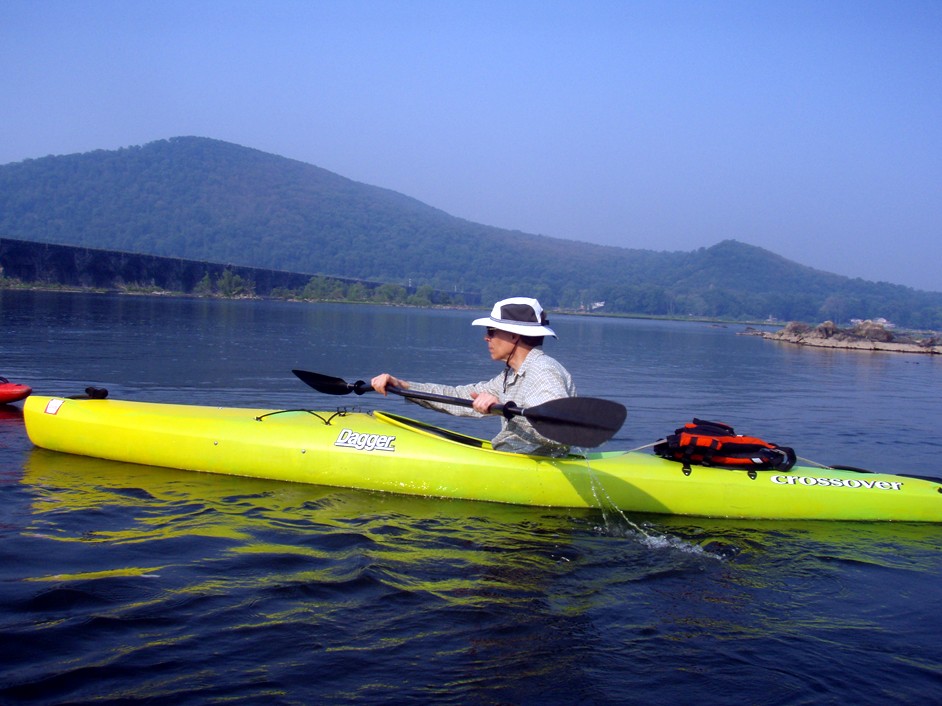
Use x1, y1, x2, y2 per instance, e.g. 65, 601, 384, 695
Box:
26, 566, 166, 582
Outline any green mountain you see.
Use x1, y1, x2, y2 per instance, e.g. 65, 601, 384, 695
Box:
2, 136, 940, 327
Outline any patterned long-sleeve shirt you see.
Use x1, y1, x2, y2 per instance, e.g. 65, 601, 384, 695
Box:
405, 348, 576, 456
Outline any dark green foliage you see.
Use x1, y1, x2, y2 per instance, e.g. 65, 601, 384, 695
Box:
1, 137, 940, 326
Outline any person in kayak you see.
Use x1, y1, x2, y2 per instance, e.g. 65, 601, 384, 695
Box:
371, 297, 576, 456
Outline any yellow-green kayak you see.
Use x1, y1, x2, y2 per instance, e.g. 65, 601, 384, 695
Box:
23, 395, 942, 522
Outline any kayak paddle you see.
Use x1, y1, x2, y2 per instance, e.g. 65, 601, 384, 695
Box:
292, 369, 627, 447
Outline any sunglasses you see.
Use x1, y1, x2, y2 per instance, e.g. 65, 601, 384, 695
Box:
485, 327, 499, 338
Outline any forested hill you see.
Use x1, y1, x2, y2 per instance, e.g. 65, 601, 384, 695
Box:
2, 136, 940, 328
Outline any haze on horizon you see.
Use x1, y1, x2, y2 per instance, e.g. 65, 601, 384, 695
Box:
3, 0, 940, 292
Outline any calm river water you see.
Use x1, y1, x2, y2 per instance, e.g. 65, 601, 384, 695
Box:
2, 291, 941, 704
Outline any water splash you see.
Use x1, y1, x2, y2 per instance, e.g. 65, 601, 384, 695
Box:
579, 455, 726, 559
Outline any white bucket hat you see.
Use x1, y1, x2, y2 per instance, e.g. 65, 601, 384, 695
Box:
472, 297, 557, 338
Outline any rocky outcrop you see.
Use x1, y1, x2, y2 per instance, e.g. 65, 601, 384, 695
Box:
751, 320, 941, 354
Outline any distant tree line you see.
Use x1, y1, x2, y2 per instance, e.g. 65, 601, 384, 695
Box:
0, 238, 477, 307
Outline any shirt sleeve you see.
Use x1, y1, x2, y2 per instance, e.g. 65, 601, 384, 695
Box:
403, 373, 504, 417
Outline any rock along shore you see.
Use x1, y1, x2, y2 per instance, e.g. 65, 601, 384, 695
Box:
746, 320, 942, 355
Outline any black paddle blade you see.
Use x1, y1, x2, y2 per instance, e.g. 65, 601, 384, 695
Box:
523, 397, 627, 447
292, 370, 372, 395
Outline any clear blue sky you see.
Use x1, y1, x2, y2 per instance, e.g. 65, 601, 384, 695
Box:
3, 0, 940, 291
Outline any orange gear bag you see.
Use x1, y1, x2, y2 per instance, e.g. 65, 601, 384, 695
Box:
653, 418, 796, 474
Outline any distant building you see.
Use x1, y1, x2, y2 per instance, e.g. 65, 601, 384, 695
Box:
850, 317, 896, 329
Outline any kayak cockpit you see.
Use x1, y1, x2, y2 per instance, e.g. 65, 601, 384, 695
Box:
373, 411, 592, 460
374, 411, 490, 449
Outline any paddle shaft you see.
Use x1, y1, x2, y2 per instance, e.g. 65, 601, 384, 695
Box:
297, 371, 560, 420
323, 375, 557, 422
384, 384, 523, 420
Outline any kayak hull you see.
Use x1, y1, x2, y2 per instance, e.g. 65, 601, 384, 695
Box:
23, 395, 942, 522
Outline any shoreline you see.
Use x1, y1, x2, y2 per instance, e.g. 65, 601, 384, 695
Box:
6, 284, 939, 347
0, 282, 775, 325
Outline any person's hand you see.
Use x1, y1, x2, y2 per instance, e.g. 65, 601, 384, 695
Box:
371, 373, 406, 395
470, 391, 499, 414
